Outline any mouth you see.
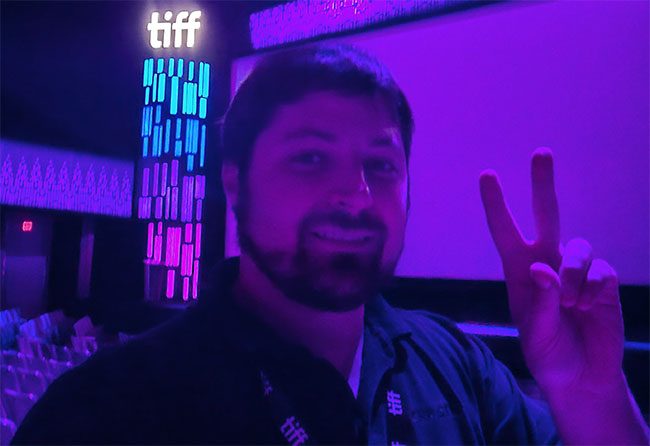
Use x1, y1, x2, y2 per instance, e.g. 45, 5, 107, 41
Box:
310, 228, 377, 247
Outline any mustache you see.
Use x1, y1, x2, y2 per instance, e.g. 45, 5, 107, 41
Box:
301, 209, 387, 233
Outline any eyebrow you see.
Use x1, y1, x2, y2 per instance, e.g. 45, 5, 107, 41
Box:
282, 127, 401, 152
282, 127, 336, 142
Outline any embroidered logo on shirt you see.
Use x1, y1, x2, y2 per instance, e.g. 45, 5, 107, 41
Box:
387, 390, 403, 415
260, 371, 273, 396
281, 416, 309, 445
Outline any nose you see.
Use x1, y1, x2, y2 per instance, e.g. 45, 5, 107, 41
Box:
330, 164, 373, 215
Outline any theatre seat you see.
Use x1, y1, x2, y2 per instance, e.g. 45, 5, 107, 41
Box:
1, 390, 37, 427
0, 367, 20, 392
0, 417, 17, 445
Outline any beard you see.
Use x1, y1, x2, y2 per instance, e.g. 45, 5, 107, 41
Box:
234, 189, 399, 312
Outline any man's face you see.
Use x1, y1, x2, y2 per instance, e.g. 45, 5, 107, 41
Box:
232, 91, 409, 312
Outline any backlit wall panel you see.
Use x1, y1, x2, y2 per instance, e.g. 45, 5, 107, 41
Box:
229, 1, 649, 285
0, 139, 133, 217
136, 57, 210, 302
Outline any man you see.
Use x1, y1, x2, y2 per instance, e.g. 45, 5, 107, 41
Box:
13, 44, 648, 444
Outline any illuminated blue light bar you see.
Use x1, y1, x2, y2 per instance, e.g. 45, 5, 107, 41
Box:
157, 58, 164, 73
155, 105, 161, 124
152, 74, 158, 103
164, 119, 171, 154
250, 0, 477, 50
198, 62, 204, 97
191, 83, 198, 115
457, 323, 519, 338
178, 58, 184, 77
182, 82, 188, 114
187, 154, 194, 172
188, 61, 195, 81
157, 125, 164, 157
168, 58, 175, 77
203, 64, 210, 97
158, 73, 166, 102
457, 322, 650, 351
185, 120, 191, 154
200, 124, 206, 167
170, 77, 179, 115
145, 87, 150, 105
175, 140, 182, 157
142, 136, 149, 158
143, 59, 149, 86
147, 106, 153, 136
176, 118, 182, 139
152, 125, 160, 157
199, 98, 207, 119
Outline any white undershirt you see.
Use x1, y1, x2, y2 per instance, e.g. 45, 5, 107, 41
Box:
347, 332, 364, 398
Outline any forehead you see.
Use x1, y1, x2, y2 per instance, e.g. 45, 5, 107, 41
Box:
260, 91, 402, 143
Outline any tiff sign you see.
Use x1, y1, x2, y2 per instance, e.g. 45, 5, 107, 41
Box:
147, 10, 201, 49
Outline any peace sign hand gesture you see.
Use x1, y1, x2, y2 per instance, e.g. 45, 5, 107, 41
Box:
479, 147, 624, 396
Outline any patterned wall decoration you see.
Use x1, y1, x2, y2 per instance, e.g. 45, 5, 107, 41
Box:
249, 0, 480, 49
136, 57, 210, 302
0, 140, 133, 218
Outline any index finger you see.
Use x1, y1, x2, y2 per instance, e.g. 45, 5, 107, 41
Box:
479, 169, 526, 258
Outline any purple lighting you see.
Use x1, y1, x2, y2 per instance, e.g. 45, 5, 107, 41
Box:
1, 140, 133, 217
249, 0, 475, 50
137, 56, 210, 301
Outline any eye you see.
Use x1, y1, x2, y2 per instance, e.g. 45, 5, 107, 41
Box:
365, 158, 398, 176
291, 152, 324, 167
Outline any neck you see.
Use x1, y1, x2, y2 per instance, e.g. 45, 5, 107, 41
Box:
234, 255, 364, 379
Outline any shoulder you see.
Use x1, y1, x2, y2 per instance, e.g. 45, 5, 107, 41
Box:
11, 306, 242, 444
391, 307, 486, 362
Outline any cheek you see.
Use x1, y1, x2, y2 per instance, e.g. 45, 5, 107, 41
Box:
244, 174, 311, 247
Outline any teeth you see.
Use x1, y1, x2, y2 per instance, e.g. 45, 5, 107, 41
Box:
314, 230, 371, 242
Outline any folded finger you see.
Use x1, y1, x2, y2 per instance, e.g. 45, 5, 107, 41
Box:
559, 238, 593, 307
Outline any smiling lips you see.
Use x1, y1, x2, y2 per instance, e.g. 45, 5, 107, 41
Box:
311, 226, 378, 247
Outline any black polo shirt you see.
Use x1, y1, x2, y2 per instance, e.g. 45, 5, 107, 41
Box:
12, 257, 558, 444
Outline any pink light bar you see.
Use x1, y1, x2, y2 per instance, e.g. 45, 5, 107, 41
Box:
173, 227, 182, 266
195, 175, 205, 199
183, 277, 189, 301
147, 222, 154, 258
195, 223, 202, 258
166, 269, 175, 298
185, 223, 192, 243
155, 197, 163, 219
165, 226, 173, 266
142, 168, 150, 197
187, 243, 194, 276
181, 243, 187, 276
192, 260, 199, 299
196, 199, 202, 221
153, 163, 160, 196
138, 197, 145, 218
171, 187, 178, 220
154, 235, 162, 263
171, 159, 179, 187
157, 222, 163, 235
187, 177, 194, 224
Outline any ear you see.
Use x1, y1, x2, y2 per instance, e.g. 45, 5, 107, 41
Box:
221, 162, 239, 209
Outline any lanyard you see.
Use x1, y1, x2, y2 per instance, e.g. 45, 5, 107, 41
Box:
258, 337, 417, 446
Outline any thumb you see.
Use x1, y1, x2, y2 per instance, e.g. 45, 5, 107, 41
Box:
526, 262, 562, 339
